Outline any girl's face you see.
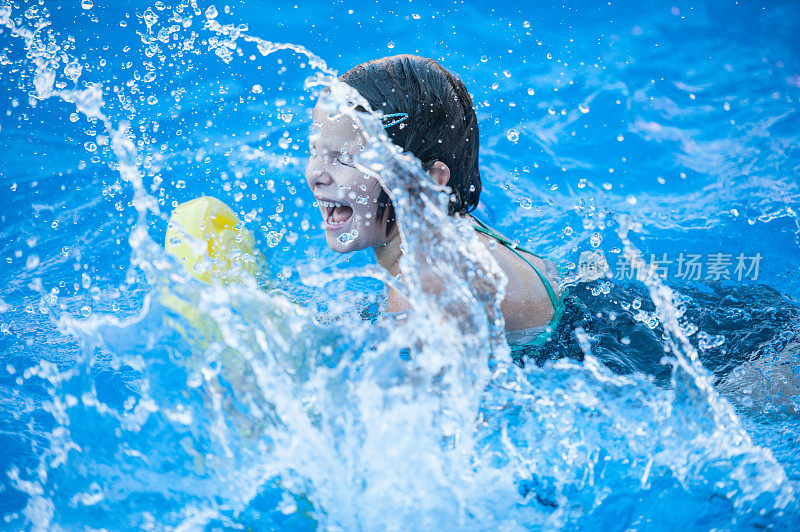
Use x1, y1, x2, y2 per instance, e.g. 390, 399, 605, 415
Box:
305, 103, 395, 253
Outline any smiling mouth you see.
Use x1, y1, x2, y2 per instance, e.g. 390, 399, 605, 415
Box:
318, 199, 353, 230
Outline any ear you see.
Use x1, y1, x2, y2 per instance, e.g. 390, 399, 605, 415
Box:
428, 161, 451, 187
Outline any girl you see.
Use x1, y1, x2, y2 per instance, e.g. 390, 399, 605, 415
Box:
303, 54, 800, 403
304, 54, 565, 354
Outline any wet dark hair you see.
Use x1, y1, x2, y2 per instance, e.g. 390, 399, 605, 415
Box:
339, 54, 481, 235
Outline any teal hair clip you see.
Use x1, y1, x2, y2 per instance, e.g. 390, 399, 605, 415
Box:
382, 112, 408, 128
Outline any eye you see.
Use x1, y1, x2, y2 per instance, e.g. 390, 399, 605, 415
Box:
337, 148, 356, 167
309, 144, 356, 168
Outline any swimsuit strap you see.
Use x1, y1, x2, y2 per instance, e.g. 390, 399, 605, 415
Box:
472, 216, 544, 260
471, 216, 571, 353
471, 217, 561, 311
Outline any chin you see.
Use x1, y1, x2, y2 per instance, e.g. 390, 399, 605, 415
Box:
324, 229, 364, 253
323, 220, 385, 253
325, 238, 358, 254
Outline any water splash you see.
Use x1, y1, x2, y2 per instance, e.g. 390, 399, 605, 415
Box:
1, 1, 798, 529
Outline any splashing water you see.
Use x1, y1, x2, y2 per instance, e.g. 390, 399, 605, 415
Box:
335, 229, 358, 246
1, 1, 799, 529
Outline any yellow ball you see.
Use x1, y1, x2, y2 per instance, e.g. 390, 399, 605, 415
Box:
164, 196, 259, 284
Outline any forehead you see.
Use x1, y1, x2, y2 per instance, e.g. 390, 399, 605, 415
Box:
311, 103, 365, 151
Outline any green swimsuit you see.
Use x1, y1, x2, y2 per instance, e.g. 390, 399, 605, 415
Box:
471, 217, 567, 349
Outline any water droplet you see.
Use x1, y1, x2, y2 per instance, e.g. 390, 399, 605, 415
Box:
84, 141, 97, 152
578, 103, 590, 113
25, 255, 39, 269
278, 492, 298, 515
387, 41, 395, 49
527, 87, 535, 96
520, 197, 532, 209
143, 7, 158, 28
590, 233, 602, 247
337, 230, 358, 245
266, 231, 283, 247
626, 195, 637, 205
506, 129, 519, 143
205, 5, 218, 19
480, 55, 488, 63
64, 61, 82, 82
252, 84, 262, 94
81, 0, 93, 9
411, 13, 421, 19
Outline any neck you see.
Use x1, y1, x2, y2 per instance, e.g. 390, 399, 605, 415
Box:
373, 225, 403, 277
372, 213, 476, 277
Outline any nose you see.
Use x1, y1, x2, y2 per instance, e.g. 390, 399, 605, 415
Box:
305, 159, 332, 190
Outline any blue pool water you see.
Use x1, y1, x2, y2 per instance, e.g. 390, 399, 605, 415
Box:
1, 0, 800, 529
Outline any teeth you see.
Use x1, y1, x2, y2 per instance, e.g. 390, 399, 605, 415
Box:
318, 200, 347, 208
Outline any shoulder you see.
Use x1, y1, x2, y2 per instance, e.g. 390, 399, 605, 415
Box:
471, 228, 561, 330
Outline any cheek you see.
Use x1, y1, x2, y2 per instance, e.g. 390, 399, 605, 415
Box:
354, 181, 385, 222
